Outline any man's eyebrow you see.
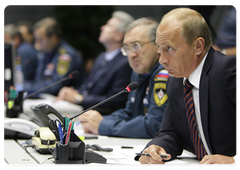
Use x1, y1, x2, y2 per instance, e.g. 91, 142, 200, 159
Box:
123, 41, 140, 45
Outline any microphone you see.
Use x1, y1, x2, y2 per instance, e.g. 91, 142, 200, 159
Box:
24, 70, 80, 100
70, 81, 139, 120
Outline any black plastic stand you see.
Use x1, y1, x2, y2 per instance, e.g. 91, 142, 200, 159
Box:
53, 131, 85, 164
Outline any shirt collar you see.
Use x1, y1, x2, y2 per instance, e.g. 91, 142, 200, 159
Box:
183, 51, 208, 89
105, 48, 121, 61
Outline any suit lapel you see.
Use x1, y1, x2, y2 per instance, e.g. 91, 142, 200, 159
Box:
199, 47, 215, 154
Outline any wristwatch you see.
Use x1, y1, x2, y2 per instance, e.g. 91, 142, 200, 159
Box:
221, 49, 227, 55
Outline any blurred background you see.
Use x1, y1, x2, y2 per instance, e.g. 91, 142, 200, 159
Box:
4, 5, 230, 65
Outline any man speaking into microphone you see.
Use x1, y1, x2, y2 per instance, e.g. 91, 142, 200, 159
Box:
78, 18, 169, 138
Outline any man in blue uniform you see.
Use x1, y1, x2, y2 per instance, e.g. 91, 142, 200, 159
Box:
78, 18, 169, 138
56, 11, 134, 115
14, 32, 38, 81
24, 17, 85, 96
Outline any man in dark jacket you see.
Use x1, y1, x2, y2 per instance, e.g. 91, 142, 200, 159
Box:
56, 11, 134, 115
138, 8, 235, 164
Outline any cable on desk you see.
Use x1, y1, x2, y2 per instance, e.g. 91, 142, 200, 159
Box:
19, 139, 35, 155
47, 139, 54, 154
40, 157, 55, 164
85, 144, 113, 152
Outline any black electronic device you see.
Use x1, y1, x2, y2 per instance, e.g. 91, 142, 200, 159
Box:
4, 43, 15, 91
30, 104, 64, 127
85, 150, 107, 164
29, 82, 139, 164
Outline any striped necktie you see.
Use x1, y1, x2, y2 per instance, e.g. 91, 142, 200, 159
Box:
184, 79, 207, 160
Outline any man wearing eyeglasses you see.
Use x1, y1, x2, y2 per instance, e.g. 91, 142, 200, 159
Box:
78, 18, 169, 138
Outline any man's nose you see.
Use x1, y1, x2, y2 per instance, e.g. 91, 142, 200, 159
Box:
159, 53, 168, 65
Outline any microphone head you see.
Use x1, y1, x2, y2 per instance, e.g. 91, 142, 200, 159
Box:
125, 82, 139, 92
69, 70, 79, 79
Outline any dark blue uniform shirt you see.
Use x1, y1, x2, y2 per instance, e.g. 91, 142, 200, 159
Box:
99, 63, 169, 138
24, 41, 85, 96
17, 42, 38, 81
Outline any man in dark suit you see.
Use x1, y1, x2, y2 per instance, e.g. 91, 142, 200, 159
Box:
56, 11, 134, 115
138, 8, 236, 164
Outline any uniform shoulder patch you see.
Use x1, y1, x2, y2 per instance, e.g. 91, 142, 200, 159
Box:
57, 54, 71, 76
154, 82, 168, 106
154, 69, 169, 81
58, 46, 67, 55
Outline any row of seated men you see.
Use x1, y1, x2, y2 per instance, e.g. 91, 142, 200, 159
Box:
4, 6, 236, 164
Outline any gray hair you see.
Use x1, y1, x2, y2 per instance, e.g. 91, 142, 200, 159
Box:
4, 24, 18, 37
125, 17, 158, 41
33, 17, 57, 30
33, 17, 61, 38
112, 11, 134, 33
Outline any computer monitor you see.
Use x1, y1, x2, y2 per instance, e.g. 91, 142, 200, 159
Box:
4, 43, 15, 91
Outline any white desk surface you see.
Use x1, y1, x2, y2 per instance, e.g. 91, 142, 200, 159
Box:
4, 123, 200, 165
5, 94, 200, 166
4, 138, 199, 165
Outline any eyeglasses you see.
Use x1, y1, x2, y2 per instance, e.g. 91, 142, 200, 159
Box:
121, 41, 154, 56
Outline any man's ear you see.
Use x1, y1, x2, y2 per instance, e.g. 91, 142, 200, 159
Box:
51, 33, 58, 41
195, 37, 205, 55
115, 31, 124, 42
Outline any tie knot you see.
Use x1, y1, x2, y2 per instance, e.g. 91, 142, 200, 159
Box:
184, 79, 193, 93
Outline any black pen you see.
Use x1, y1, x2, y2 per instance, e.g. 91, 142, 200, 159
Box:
135, 153, 168, 158
121, 146, 134, 149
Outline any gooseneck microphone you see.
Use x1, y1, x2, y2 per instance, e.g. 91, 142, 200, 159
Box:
24, 70, 79, 100
70, 81, 139, 120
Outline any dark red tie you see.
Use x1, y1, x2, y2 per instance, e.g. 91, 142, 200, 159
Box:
184, 79, 207, 160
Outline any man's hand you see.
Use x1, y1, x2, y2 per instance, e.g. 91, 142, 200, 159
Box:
78, 110, 103, 135
199, 154, 235, 164
56, 87, 81, 103
139, 145, 171, 164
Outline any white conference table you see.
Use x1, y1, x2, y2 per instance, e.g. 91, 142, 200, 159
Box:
4, 123, 199, 165
4, 94, 200, 166
4, 138, 199, 165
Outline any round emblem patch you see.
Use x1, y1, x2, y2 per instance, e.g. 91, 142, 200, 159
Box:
57, 54, 71, 75
154, 82, 168, 106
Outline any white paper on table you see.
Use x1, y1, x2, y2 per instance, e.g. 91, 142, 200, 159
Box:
84, 144, 198, 165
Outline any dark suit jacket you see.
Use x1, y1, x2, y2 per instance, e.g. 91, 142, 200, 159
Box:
79, 51, 132, 115
144, 47, 236, 160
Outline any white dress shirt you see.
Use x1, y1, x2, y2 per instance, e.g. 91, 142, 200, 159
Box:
183, 52, 211, 155
105, 48, 121, 61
